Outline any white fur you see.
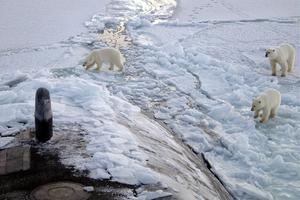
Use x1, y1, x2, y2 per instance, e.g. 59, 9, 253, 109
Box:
83, 48, 125, 71
251, 89, 281, 123
265, 43, 295, 77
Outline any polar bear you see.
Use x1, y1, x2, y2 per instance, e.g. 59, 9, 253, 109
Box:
251, 89, 281, 123
83, 48, 125, 71
265, 43, 295, 77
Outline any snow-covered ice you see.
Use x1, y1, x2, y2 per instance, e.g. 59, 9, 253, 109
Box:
136, 190, 172, 200
0, 137, 14, 149
83, 186, 94, 193
0, 71, 231, 199
101, 0, 300, 199
0, 0, 111, 50
1, 0, 300, 199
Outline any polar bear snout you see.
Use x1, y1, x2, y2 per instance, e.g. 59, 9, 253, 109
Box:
82, 61, 87, 67
265, 52, 269, 57
265, 49, 275, 58
251, 104, 257, 111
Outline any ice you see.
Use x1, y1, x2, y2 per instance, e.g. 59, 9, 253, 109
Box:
0, 126, 7, 134
0, 0, 111, 50
0, 137, 14, 149
109, 165, 158, 185
83, 186, 94, 193
0, 73, 227, 198
0, 91, 18, 105
137, 190, 172, 200
0, 75, 28, 88
235, 182, 273, 200
100, 0, 299, 199
173, 0, 299, 23
0, 128, 19, 137
89, 168, 111, 180
1, 0, 300, 199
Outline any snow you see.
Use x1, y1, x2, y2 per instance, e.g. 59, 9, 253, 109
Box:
136, 190, 172, 200
83, 186, 94, 193
0, 137, 14, 149
1, 0, 300, 200
127, 17, 300, 197
173, 0, 300, 22
0, 128, 19, 137
0, 0, 111, 50
0, 71, 227, 199
99, 0, 299, 199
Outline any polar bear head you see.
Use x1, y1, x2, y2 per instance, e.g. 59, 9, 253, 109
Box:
251, 96, 266, 111
265, 48, 277, 60
82, 53, 96, 69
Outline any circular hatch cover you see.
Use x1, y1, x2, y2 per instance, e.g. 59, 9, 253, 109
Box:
31, 182, 91, 200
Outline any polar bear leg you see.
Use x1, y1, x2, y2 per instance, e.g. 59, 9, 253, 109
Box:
271, 61, 277, 76
287, 54, 295, 72
280, 61, 288, 77
260, 108, 270, 123
95, 61, 102, 71
109, 62, 114, 71
270, 108, 276, 118
270, 106, 279, 118
115, 60, 123, 71
254, 110, 259, 118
